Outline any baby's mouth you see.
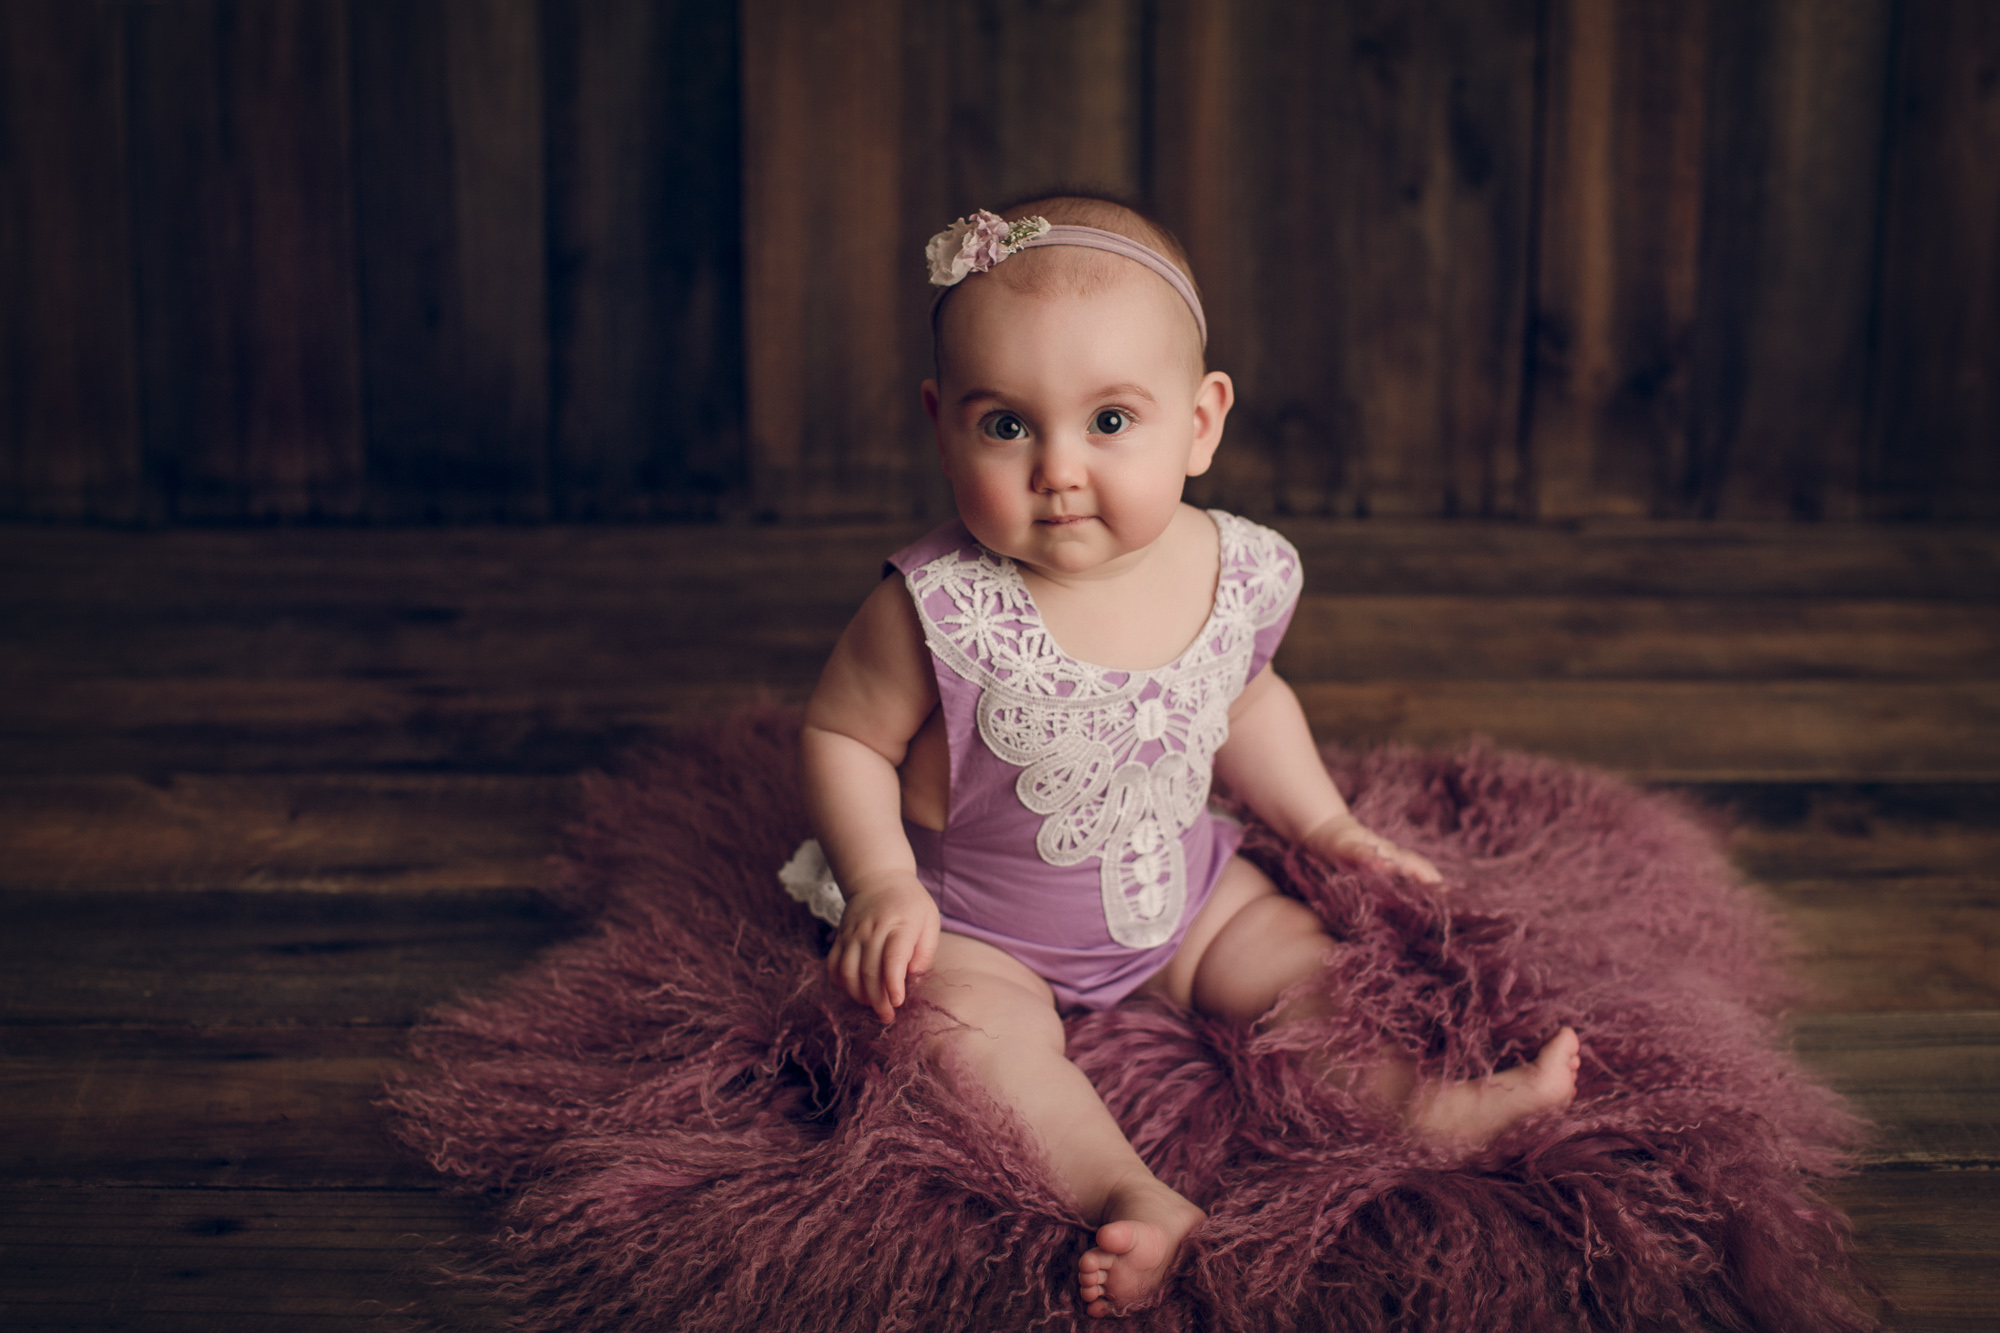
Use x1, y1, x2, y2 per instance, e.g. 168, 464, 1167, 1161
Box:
1039, 514, 1094, 526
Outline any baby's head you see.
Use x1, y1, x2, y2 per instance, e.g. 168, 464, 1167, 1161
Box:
920, 196, 1233, 577
928, 195, 1207, 388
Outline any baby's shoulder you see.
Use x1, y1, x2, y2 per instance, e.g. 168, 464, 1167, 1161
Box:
1200, 508, 1302, 587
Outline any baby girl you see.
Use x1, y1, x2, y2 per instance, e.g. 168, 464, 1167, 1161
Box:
794, 196, 1580, 1317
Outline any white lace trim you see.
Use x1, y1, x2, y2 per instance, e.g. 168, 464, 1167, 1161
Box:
905, 511, 1300, 948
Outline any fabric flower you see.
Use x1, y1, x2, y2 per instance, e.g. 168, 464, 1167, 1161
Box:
925, 210, 1051, 286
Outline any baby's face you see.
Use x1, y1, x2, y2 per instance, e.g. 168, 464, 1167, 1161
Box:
923, 271, 1230, 581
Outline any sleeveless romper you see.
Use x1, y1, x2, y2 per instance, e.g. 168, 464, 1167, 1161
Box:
873, 509, 1303, 1010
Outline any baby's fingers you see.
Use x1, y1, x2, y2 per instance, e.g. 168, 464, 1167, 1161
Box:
860, 930, 898, 1023
882, 930, 915, 1009
830, 934, 868, 1007
1394, 845, 1444, 885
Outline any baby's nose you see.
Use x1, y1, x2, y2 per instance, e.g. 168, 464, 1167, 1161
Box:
1033, 436, 1089, 491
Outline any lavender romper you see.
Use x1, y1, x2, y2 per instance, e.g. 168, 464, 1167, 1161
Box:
882, 510, 1302, 1010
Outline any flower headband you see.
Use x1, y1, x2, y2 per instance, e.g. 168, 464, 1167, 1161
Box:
924, 210, 1208, 348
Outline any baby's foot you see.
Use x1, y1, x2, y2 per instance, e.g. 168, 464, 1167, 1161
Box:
1075, 1175, 1205, 1319
1407, 1026, 1580, 1148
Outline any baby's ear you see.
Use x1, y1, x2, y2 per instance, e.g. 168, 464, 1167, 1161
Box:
920, 379, 941, 425
1186, 371, 1234, 477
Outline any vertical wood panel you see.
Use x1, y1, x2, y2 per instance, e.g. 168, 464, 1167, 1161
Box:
441, 0, 549, 519
228, 0, 368, 518
351, 0, 463, 520
742, 0, 902, 519
1158, 0, 1537, 520
352, 0, 549, 521
1694, 0, 1892, 520
550, 0, 744, 519
0, 0, 141, 520
128, 1, 241, 520
1869, 0, 2000, 521
1529, 0, 1709, 518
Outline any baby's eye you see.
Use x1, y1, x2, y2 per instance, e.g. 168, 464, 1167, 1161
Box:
982, 413, 1028, 442
1091, 408, 1130, 435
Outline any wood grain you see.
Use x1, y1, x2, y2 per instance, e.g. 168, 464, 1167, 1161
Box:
1695, 0, 1892, 520
0, 1185, 506, 1332
0, 889, 570, 1027
1291, 680, 2000, 781
1792, 1011, 2000, 1166
2, 1028, 430, 1189
225, 0, 368, 519
0, 776, 569, 894
1764, 877, 2000, 1012
1829, 1170, 2000, 1333
1528, 0, 1715, 519
0, 0, 141, 521
1867, 0, 2000, 521
546, 0, 744, 519
350, 0, 550, 521
741, 0, 906, 520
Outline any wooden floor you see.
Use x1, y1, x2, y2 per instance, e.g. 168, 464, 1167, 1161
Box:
1, 520, 1996, 1331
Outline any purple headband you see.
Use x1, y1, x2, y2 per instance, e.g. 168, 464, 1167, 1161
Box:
925, 210, 1208, 348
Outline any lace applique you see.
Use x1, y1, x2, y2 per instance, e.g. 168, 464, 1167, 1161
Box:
905, 511, 1301, 948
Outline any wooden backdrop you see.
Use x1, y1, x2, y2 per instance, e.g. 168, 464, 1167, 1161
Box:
2, 0, 1994, 525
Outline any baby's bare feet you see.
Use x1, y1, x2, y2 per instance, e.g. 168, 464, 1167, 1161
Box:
1074, 1174, 1205, 1319
1407, 1027, 1580, 1148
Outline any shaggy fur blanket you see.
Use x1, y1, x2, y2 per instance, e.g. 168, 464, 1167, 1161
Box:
389, 708, 1879, 1332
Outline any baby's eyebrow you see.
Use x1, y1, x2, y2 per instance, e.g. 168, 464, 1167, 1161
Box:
953, 382, 1160, 409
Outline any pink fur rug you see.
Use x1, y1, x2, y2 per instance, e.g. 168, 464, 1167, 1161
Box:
388, 708, 1880, 1332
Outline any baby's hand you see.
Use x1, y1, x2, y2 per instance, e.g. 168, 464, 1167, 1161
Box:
1306, 813, 1443, 886
828, 870, 941, 1024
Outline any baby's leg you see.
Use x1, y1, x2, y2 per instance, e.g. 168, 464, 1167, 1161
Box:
1152, 857, 1579, 1146
916, 934, 1203, 1319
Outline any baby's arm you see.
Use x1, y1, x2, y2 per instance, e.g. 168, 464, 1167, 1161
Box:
800, 577, 943, 1022
1214, 667, 1442, 884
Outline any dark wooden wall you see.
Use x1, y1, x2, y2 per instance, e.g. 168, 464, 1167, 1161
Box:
2, 0, 1994, 525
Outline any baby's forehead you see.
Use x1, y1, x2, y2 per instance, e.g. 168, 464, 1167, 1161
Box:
936, 255, 1205, 378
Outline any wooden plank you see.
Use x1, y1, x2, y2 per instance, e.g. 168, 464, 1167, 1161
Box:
5, 1011, 1988, 1185
1331, 0, 1539, 518
1, 1028, 435, 1189
1761, 877, 2000, 1013
1792, 1011, 2000, 1167
224, 0, 368, 519
3, 678, 1990, 781
0, 0, 141, 521
1867, 0, 2000, 521
0, 775, 568, 894
1692, 782, 2000, 881
0, 1176, 1989, 1333
0, 1185, 504, 1332
4, 521, 1996, 606
1528, 0, 1710, 518
126, 0, 247, 521
349, 0, 472, 520
0, 678, 789, 776
741, 0, 906, 520
348, 0, 549, 522
1276, 595, 2000, 681
1162, 0, 1541, 520
439, 0, 549, 520
1829, 1169, 2000, 1333
547, 0, 745, 519
12, 586, 1990, 690
1292, 680, 2000, 781
0, 888, 567, 1028
1694, 0, 1893, 520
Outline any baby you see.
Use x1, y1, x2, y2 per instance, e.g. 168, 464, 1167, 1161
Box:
796, 196, 1579, 1318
